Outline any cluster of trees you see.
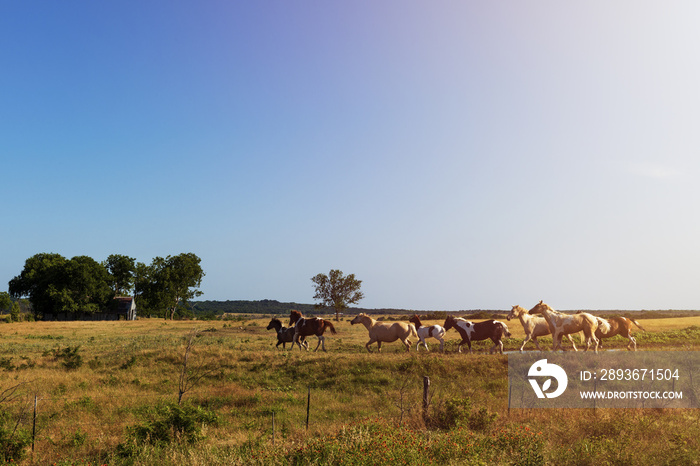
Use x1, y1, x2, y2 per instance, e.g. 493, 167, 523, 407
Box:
7, 253, 204, 320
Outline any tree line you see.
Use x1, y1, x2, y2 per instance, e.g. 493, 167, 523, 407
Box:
6, 252, 204, 320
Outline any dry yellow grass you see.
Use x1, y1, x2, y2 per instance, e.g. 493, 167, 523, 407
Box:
0, 313, 698, 464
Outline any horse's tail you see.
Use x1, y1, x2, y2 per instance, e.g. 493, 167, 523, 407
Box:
409, 323, 418, 339
498, 321, 511, 337
325, 320, 337, 335
596, 317, 611, 335
629, 319, 646, 332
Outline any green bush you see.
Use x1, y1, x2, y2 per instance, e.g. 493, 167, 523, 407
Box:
429, 397, 497, 432
52, 346, 83, 370
118, 402, 218, 457
0, 410, 32, 463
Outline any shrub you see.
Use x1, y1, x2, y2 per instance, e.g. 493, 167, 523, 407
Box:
429, 397, 497, 432
50, 346, 83, 370
118, 402, 218, 457
0, 409, 32, 463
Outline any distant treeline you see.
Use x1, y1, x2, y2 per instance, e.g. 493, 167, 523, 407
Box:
187, 300, 700, 320
188, 299, 419, 318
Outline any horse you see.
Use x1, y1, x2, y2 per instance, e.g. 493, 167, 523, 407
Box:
409, 315, 445, 352
507, 305, 579, 352
350, 313, 417, 353
580, 314, 645, 351
266, 318, 308, 350
442, 316, 511, 354
289, 310, 337, 352
528, 301, 606, 353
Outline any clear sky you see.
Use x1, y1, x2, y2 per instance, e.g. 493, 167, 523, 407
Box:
3, 1, 700, 311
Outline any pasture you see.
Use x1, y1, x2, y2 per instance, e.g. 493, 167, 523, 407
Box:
0, 313, 699, 465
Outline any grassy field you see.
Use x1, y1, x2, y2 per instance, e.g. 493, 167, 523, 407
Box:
0, 314, 698, 465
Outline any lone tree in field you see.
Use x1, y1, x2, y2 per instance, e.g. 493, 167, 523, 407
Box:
311, 269, 364, 321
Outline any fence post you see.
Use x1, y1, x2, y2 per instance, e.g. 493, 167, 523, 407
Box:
32, 394, 37, 454
306, 386, 311, 431
422, 376, 430, 421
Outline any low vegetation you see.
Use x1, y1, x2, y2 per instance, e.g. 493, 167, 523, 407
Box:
0, 315, 698, 464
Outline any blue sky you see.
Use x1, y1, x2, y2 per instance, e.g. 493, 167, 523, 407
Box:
3, 1, 700, 311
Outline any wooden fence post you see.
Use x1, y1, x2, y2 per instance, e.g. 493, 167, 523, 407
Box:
306, 386, 311, 431
32, 394, 37, 454
422, 376, 430, 421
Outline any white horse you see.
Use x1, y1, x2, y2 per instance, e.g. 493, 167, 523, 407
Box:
409, 315, 446, 352
507, 305, 579, 352
528, 301, 608, 353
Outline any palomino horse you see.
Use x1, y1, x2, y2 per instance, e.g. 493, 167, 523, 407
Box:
582, 314, 646, 351
266, 318, 308, 350
528, 301, 606, 353
409, 315, 445, 352
507, 305, 578, 352
350, 313, 417, 353
289, 310, 337, 352
442, 316, 511, 354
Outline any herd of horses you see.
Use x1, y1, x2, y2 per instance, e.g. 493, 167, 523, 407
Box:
265, 300, 646, 354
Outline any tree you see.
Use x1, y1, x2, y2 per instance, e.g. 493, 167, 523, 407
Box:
311, 269, 364, 321
0, 292, 10, 313
9, 253, 70, 319
104, 254, 136, 296
9, 253, 114, 319
135, 253, 205, 320
9, 302, 20, 323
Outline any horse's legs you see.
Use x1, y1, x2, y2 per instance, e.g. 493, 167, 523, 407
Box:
520, 334, 531, 352
553, 332, 564, 351
313, 335, 325, 352
292, 333, 303, 350
456, 339, 466, 353
377, 341, 382, 353
437, 337, 444, 352
628, 336, 636, 351
569, 333, 579, 351
365, 338, 376, 353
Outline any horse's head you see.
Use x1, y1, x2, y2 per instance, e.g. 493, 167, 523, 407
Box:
409, 315, 421, 325
266, 318, 282, 330
507, 305, 526, 321
442, 316, 456, 331
528, 300, 548, 316
350, 313, 368, 326
289, 310, 303, 326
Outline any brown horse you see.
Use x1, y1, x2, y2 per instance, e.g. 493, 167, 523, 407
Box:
289, 310, 337, 352
529, 301, 605, 353
587, 314, 646, 351
442, 316, 511, 354
266, 318, 308, 350
350, 313, 417, 353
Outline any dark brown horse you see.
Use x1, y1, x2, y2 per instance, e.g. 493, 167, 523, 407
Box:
443, 316, 511, 354
266, 318, 308, 350
289, 310, 337, 352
